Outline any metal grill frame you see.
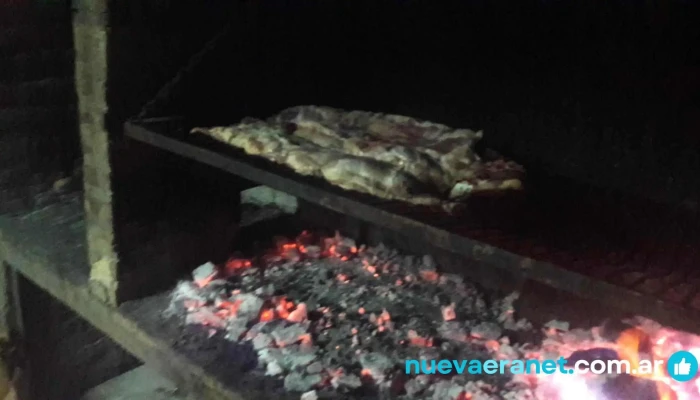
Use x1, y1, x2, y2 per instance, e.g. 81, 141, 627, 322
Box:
124, 118, 700, 333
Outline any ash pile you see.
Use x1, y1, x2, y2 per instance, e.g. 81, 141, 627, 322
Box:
168, 230, 541, 400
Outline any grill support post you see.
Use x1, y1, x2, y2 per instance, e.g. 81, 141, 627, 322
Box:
73, 0, 119, 305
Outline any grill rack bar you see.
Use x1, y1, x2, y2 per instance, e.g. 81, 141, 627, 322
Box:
124, 118, 700, 333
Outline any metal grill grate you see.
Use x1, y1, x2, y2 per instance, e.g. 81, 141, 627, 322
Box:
125, 118, 700, 332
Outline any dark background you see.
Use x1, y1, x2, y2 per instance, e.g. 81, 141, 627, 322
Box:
129, 0, 700, 208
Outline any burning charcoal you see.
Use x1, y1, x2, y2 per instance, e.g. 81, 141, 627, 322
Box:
252, 333, 274, 350
463, 381, 499, 400
330, 374, 362, 390
306, 362, 323, 375
258, 348, 284, 366
303, 245, 322, 259
495, 343, 521, 359
442, 303, 457, 321
300, 390, 318, 400
512, 318, 532, 331
599, 318, 637, 342
288, 303, 308, 323
544, 319, 570, 332
178, 230, 650, 400
185, 307, 226, 329
234, 293, 264, 322
271, 323, 309, 347
171, 281, 206, 303
601, 374, 665, 400
419, 347, 441, 362
566, 347, 620, 365
183, 299, 206, 311
225, 258, 252, 275
503, 389, 535, 400
192, 261, 218, 287
385, 374, 408, 396
255, 284, 276, 297
560, 328, 594, 344
283, 248, 302, 262
407, 329, 434, 348
226, 319, 248, 341
422, 255, 437, 270
405, 376, 430, 397
359, 353, 394, 382
334, 232, 357, 255
280, 344, 318, 369
247, 320, 285, 339
471, 322, 502, 341
420, 269, 440, 282
439, 322, 469, 342
266, 360, 284, 376
496, 292, 519, 313
441, 273, 464, 285
431, 380, 465, 400
284, 372, 322, 392
200, 282, 233, 302
450, 375, 469, 387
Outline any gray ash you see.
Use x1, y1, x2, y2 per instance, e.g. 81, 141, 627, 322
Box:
166, 231, 700, 400
168, 230, 537, 399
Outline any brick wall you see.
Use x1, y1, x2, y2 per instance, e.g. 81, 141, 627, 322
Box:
74, 0, 242, 305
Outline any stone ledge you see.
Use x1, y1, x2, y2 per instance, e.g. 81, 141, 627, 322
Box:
0, 197, 257, 400
81, 366, 183, 400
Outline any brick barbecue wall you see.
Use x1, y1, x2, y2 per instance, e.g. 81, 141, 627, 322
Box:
74, 0, 243, 304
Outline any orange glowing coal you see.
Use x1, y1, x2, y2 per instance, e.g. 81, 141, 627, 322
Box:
275, 297, 293, 319
484, 340, 500, 353
225, 258, 252, 274
616, 327, 678, 400
327, 245, 337, 256
259, 309, 274, 322
420, 270, 439, 282
617, 327, 650, 377
442, 303, 457, 321
407, 330, 434, 347
455, 392, 472, 400
195, 273, 216, 288
217, 299, 242, 317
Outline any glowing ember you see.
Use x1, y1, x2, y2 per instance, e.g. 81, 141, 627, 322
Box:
287, 303, 308, 323
536, 317, 700, 400
442, 303, 457, 321
259, 309, 274, 322
420, 270, 439, 282
225, 258, 251, 274
170, 230, 700, 399
407, 330, 434, 347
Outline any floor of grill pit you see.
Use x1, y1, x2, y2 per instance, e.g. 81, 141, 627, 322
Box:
1, 189, 698, 400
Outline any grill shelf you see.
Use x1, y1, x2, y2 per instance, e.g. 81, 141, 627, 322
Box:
125, 118, 700, 333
